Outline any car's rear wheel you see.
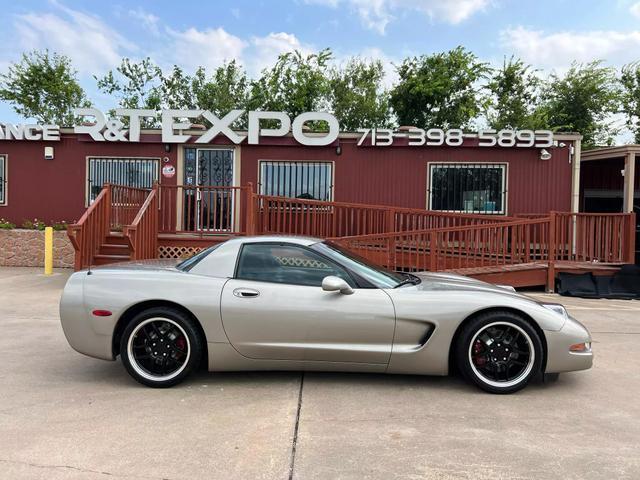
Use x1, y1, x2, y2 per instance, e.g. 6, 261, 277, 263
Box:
456, 312, 543, 394
120, 307, 203, 388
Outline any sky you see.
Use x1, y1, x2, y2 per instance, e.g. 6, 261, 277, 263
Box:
1, 0, 640, 132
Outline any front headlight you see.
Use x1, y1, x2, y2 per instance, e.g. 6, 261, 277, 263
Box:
543, 303, 568, 319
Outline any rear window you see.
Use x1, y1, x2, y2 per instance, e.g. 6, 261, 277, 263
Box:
176, 244, 221, 272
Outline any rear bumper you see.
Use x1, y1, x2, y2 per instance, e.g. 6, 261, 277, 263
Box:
544, 316, 593, 373
59, 273, 115, 361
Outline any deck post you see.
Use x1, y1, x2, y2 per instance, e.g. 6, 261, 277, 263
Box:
245, 183, 256, 235
547, 212, 557, 293
627, 212, 636, 264
429, 231, 438, 271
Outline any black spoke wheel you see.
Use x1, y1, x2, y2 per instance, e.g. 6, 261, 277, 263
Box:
120, 307, 204, 388
456, 312, 543, 394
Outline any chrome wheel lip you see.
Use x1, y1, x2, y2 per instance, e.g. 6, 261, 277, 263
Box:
127, 317, 191, 382
468, 321, 535, 389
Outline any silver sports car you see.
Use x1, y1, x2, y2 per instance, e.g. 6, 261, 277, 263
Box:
60, 236, 593, 393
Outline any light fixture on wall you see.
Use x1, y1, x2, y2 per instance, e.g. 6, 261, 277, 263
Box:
539, 149, 551, 161
44, 146, 54, 160
164, 144, 171, 153
336, 145, 342, 156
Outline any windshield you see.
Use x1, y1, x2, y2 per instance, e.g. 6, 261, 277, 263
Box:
311, 241, 408, 288
176, 244, 221, 272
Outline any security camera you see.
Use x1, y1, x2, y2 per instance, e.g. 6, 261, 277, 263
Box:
540, 149, 552, 160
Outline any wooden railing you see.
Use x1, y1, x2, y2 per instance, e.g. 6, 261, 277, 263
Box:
329, 217, 553, 272
110, 185, 149, 230
553, 212, 636, 263
124, 185, 159, 261
254, 195, 512, 238
68, 182, 636, 273
330, 212, 635, 273
67, 185, 112, 270
157, 185, 250, 235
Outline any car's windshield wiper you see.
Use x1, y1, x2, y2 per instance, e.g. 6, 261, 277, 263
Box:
394, 273, 421, 288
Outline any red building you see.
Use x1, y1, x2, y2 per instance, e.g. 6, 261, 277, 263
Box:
1, 124, 637, 288
0, 128, 582, 225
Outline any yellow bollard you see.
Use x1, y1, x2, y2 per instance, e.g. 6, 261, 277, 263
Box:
44, 226, 53, 275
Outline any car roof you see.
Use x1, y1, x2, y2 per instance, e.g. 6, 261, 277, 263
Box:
223, 235, 322, 247
188, 235, 323, 277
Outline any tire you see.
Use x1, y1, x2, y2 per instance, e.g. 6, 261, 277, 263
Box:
455, 311, 543, 394
120, 307, 204, 388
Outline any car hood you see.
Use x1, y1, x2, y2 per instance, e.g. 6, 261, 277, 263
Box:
409, 271, 530, 300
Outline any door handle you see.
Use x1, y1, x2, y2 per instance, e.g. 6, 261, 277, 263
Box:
233, 288, 260, 298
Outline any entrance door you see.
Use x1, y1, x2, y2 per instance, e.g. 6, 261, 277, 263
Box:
183, 148, 234, 232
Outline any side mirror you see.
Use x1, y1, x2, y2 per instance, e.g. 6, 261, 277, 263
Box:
322, 276, 354, 295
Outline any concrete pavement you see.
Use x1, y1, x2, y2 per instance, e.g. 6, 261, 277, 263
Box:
0, 267, 638, 479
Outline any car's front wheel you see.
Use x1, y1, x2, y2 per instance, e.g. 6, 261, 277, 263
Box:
456, 312, 543, 394
120, 307, 204, 388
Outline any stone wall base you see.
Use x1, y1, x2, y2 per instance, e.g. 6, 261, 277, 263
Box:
0, 230, 75, 268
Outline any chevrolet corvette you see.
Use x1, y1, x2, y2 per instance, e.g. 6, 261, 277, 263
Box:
59, 236, 593, 393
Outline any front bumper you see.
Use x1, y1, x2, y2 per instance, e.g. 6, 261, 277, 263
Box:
544, 315, 593, 373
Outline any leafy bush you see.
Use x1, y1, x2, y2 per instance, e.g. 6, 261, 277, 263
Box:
0, 218, 16, 229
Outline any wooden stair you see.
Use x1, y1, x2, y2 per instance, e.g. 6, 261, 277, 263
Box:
93, 233, 132, 265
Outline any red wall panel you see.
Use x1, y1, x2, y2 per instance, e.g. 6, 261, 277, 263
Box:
0, 134, 177, 224
0, 134, 573, 224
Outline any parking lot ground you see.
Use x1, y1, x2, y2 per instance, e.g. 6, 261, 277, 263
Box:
0, 267, 639, 480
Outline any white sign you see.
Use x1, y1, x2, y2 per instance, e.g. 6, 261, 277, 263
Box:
0, 108, 555, 149
0, 123, 60, 141
357, 128, 554, 148
72, 108, 340, 146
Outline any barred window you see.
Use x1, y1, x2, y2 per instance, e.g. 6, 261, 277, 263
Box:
87, 157, 159, 204
429, 163, 506, 214
259, 161, 333, 201
0, 155, 6, 205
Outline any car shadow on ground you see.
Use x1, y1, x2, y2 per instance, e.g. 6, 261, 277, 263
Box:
49, 353, 580, 395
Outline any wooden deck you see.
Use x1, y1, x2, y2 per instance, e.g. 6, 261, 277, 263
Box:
447, 261, 623, 288
67, 183, 636, 291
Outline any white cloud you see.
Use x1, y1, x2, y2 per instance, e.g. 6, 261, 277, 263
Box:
305, 0, 489, 34
165, 27, 247, 72
501, 26, 640, 71
248, 32, 313, 75
129, 7, 159, 36
631, 2, 640, 18
13, 1, 136, 74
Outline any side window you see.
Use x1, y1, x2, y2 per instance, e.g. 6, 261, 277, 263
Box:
236, 244, 354, 287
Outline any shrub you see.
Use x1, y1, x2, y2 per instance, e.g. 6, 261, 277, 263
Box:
0, 218, 15, 229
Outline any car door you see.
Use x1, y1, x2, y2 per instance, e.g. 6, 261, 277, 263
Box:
220, 242, 396, 364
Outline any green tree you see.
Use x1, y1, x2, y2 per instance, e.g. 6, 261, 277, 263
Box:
0, 50, 90, 125
329, 58, 391, 131
620, 61, 640, 143
390, 47, 490, 129
540, 61, 620, 148
96, 57, 163, 125
487, 56, 545, 130
252, 49, 333, 120
191, 61, 251, 127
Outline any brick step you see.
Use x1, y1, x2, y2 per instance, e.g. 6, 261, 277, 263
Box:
93, 254, 131, 266
99, 243, 131, 256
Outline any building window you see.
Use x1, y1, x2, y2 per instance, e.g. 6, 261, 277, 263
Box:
87, 157, 159, 204
0, 155, 6, 206
259, 161, 333, 201
429, 163, 506, 214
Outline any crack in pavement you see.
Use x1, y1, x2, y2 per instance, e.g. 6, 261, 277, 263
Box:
288, 372, 304, 480
0, 459, 178, 480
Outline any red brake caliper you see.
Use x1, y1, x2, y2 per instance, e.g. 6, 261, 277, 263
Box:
472, 340, 486, 366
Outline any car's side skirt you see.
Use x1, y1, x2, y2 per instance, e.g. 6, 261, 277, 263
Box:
207, 342, 388, 373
